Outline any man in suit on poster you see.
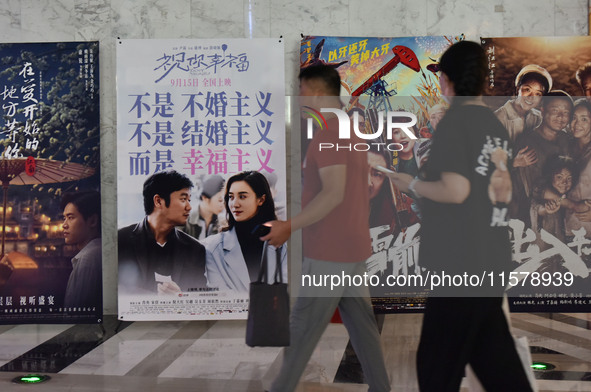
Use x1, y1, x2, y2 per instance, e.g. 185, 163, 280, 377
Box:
118, 170, 207, 295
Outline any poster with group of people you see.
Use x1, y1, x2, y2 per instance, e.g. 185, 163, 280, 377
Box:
482, 36, 591, 311
301, 35, 591, 313
116, 38, 287, 321
299, 35, 458, 312
0, 41, 101, 324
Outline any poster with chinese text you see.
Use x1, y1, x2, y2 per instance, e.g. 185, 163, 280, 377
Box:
0, 41, 101, 324
482, 36, 591, 312
117, 38, 286, 321
300, 35, 460, 312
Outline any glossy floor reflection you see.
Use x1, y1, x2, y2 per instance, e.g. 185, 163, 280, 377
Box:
0, 313, 590, 391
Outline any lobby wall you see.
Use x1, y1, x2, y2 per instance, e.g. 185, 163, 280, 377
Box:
0, 0, 586, 314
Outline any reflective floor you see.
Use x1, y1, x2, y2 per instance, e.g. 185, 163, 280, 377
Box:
0, 312, 590, 391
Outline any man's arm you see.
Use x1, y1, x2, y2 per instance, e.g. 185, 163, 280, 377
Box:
261, 164, 346, 247
388, 171, 470, 204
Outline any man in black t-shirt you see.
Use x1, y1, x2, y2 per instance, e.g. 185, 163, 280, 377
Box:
418, 104, 514, 289
387, 41, 533, 392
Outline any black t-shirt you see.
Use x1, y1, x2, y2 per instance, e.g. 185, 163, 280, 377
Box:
419, 104, 513, 290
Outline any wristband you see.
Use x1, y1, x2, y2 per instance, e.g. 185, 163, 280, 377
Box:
409, 177, 421, 199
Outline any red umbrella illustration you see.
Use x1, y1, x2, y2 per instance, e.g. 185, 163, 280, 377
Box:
0, 157, 95, 257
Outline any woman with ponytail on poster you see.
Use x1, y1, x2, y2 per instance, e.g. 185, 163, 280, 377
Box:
386, 41, 534, 391
204, 171, 286, 292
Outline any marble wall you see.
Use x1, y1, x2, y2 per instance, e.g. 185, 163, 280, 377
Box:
0, 0, 586, 314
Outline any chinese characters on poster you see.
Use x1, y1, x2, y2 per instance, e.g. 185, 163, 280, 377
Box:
299, 35, 457, 312
483, 36, 591, 311
117, 38, 286, 321
0, 41, 101, 324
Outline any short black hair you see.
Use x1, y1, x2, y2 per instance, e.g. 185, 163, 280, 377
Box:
298, 64, 341, 96
61, 190, 101, 230
576, 62, 591, 87
143, 170, 193, 215
518, 73, 550, 94
573, 97, 591, 115
439, 40, 487, 97
541, 154, 578, 191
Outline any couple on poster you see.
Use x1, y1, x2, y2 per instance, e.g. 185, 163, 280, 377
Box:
118, 170, 287, 296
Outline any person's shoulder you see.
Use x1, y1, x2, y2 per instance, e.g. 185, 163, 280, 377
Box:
528, 108, 542, 118
118, 225, 140, 263
118, 222, 140, 238
203, 229, 232, 253
556, 130, 572, 145
494, 100, 509, 113
75, 238, 102, 264
516, 127, 537, 142
85, 238, 102, 252
175, 228, 205, 250
310, 128, 338, 146
495, 98, 517, 113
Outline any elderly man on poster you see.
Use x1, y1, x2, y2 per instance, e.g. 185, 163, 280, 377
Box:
118, 170, 207, 295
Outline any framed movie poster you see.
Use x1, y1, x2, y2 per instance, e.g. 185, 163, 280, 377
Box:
482, 36, 591, 312
299, 35, 461, 312
117, 38, 286, 321
0, 41, 101, 324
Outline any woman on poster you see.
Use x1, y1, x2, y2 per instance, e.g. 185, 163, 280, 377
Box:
204, 171, 287, 293
386, 41, 533, 391
566, 98, 591, 240
495, 64, 552, 143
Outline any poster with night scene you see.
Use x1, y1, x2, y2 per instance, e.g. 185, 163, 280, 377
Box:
0, 42, 101, 324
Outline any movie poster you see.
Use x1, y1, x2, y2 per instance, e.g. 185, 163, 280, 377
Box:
482, 36, 591, 312
0, 42, 101, 324
299, 35, 461, 312
117, 39, 286, 321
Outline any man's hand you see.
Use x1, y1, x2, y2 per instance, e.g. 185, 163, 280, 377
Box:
576, 200, 591, 222
544, 199, 561, 215
386, 171, 414, 193
157, 281, 182, 295
261, 220, 291, 247
513, 146, 537, 168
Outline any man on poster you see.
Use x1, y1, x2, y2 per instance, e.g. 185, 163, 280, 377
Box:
263, 64, 390, 392
61, 191, 102, 309
512, 91, 573, 224
118, 170, 207, 295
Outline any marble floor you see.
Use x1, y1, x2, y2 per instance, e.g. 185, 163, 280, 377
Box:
0, 312, 590, 391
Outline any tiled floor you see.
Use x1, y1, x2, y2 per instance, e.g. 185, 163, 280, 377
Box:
0, 312, 590, 391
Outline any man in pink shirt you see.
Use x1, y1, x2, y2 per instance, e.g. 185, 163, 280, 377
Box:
264, 64, 390, 392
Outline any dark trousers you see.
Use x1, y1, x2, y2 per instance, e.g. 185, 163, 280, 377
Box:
417, 296, 534, 392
